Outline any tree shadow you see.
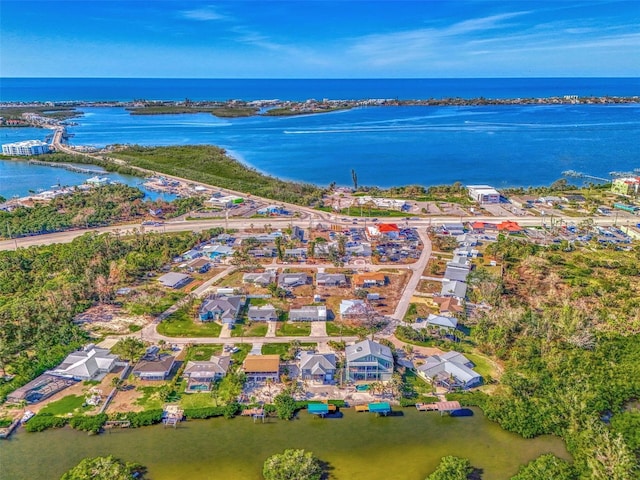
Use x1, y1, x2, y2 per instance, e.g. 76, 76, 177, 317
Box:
468, 467, 484, 480
318, 459, 335, 480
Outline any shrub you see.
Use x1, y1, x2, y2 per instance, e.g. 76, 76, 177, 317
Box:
263, 449, 323, 480
69, 414, 108, 434
24, 413, 68, 432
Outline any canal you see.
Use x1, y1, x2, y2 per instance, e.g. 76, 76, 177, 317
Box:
0, 407, 570, 480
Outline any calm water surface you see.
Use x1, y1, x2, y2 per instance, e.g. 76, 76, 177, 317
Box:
0, 408, 569, 480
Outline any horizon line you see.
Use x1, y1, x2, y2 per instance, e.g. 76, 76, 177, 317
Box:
2, 76, 639, 80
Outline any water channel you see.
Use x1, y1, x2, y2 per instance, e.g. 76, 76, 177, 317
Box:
1, 407, 570, 480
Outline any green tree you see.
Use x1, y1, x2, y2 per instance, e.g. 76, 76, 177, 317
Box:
263, 449, 323, 480
60, 455, 145, 480
111, 337, 146, 362
273, 392, 297, 420
511, 454, 577, 480
425, 456, 473, 480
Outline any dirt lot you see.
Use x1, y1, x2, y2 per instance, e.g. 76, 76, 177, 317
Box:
74, 304, 149, 335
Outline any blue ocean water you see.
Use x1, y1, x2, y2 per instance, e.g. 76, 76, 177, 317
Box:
1, 77, 639, 102
1, 78, 639, 191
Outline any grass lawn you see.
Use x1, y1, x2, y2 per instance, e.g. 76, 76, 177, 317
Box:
186, 345, 223, 361
465, 352, 500, 380
39, 395, 88, 416
180, 392, 220, 409
402, 370, 435, 397
230, 344, 252, 366
326, 321, 365, 337
262, 342, 316, 358
276, 322, 311, 336
231, 321, 268, 337
134, 386, 165, 410
157, 309, 222, 337
125, 289, 185, 316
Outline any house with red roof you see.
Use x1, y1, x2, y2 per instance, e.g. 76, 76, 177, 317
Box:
497, 221, 523, 233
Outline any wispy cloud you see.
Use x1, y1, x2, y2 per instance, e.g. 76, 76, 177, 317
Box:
180, 5, 226, 22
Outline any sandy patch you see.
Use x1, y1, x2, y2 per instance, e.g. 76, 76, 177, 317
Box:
74, 304, 150, 335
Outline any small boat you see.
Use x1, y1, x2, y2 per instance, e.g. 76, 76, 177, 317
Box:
21, 411, 35, 424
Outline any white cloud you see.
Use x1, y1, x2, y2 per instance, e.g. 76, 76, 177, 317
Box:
180, 6, 226, 21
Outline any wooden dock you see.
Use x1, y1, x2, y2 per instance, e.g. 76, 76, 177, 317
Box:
415, 401, 462, 415
105, 420, 131, 429
355, 405, 369, 412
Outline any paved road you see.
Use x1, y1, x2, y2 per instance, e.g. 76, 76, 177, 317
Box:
392, 229, 432, 321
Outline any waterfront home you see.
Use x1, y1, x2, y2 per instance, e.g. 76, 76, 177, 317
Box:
352, 272, 386, 288
247, 304, 278, 322
199, 295, 245, 325
316, 272, 347, 287
299, 352, 337, 384
289, 305, 327, 322
48, 344, 118, 381
158, 272, 192, 289
242, 270, 277, 286
7, 374, 77, 405
2, 139, 51, 156
133, 353, 176, 381
416, 352, 481, 390
441, 280, 468, 300
278, 272, 309, 288
242, 355, 280, 383
413, 314, 458, 332
346, 339, 394, 382
183, 355, 230, 392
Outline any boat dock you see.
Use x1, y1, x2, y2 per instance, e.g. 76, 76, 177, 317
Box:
308, 402, 337, 418
415, 401, 462, 416
241, 407, 266, 422
0, 419, 21, 439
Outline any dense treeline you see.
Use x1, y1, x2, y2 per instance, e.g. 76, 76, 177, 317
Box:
111, 145, 326, 206
0, 230, 216, 401
0, 184, 203, 239
456, 237, 640, 479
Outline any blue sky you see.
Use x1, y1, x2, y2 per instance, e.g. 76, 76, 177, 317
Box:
1, 0, 638, 78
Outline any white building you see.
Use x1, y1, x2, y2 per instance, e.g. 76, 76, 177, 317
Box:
467, 185, 500, 204
2, 140, 51, 156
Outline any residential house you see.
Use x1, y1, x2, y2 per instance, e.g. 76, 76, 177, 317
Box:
289, 305, 327, 322
346, 242, 372, 257
284, 248, 307, 259
203, 244, 234, 258
158, 272, 192, 289
345, 339, 394, 382
417, 351, 481, 390
133, 353, 176, 381
441, 280, 468, 300
6, 374, 77, 405
299, 352, 336, 384
497, 221, 523, 234
183, 355, 230, 392
247, 304, 278, 322
278, 272, 309, 288
248, 247, 277, 258
48, 345, 118, 381
181, 249, 203, 260
339, 299, 372, 319
242, 270, 277, 286
433, 296, 464, 315
242, 355, 280, 383
187, 257, 211, 273
316, 273, 347, 287
412, 314, 458, 332
444, 259, 471, 282
199, 295, 245, 324
352, 272, 386, 288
